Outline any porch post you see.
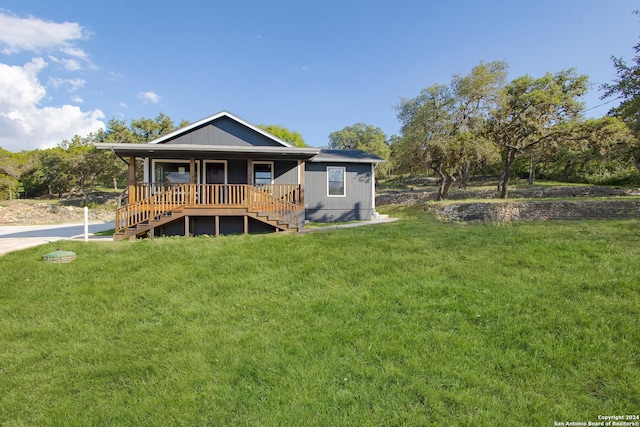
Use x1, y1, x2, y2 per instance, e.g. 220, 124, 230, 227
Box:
185, 215, 190, 237
190, 157, 196, 205
299, 160, 305, 206
128, 156, 136, 204
246, 159, 252, 184
243, 216, 248, 234
214, 216, 219, 237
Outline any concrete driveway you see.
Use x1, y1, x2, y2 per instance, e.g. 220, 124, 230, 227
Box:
0, 221, 115, 256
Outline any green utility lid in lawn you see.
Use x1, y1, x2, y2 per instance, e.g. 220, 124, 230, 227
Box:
42, 250, 77, 263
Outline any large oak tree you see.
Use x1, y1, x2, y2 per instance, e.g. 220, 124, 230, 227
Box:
487, 69, 589, 198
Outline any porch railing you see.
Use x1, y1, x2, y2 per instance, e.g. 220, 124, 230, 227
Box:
115, 183, 301, 234
131, 183, 301, 204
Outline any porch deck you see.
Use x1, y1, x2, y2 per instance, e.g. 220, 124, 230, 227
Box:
115, 183, 302, 239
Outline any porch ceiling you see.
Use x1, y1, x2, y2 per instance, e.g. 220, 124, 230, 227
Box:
95, 143, 320, 160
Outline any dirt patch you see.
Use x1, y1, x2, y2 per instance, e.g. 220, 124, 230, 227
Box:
0, 203, 114, 225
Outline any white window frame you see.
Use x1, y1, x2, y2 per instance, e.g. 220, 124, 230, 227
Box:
327, 166, 346, 197
203, 160, 228, 184
252, 161, 274, 185
151, 159, 200, 184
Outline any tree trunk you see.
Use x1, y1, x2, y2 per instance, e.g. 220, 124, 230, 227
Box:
113, 176, 119, 192
80, 177, 87, 202
458, 161, 470, 188
528, 157, 535, 185
633, 155, 640, 176
561, 161, 572, 182
500, 149, 517, 199
437, 169, 456, 200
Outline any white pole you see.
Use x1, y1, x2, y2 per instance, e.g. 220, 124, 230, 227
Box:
84, 206, 89, 242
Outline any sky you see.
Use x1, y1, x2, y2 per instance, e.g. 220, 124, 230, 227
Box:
0, 0, 638, 152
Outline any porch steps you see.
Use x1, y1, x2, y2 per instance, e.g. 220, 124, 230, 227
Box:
113, 209, 184, 240
247, 209, 298, 231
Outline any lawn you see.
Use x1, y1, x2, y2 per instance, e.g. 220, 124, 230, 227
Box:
1, 206, 639, 426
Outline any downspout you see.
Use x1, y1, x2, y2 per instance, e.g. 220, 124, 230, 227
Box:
111, 147, 129, 166
371, 162, 378, 218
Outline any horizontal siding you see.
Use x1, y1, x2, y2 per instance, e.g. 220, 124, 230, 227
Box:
274, 161, 299, 184
304, 162, 373, 222
227, 159, 247, 184
163, 116, 283, 147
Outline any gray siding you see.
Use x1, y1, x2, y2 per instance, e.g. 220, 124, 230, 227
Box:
274, 161, 299, 184
162, 116, 283, 147
304, 162, 374, 222
227, 159, 248, 184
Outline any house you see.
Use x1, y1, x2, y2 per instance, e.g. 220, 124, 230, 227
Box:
96, 111, 384, 240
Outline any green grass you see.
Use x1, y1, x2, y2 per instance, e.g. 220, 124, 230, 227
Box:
304, 220, 364, 228
93, 228, 115, 237
1, 207, 639, 425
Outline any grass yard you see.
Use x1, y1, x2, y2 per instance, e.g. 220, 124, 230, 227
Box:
1, 206, 639, 425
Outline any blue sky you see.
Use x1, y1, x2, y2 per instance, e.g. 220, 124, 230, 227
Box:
0, 0, 638, 151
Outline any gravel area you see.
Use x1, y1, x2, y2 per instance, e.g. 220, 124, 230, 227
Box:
0, 202, 114, 225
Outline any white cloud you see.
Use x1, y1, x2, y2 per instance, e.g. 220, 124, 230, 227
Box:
119, 102, 128, 108
0, 12, 105, 151
47, 76, 86, 92
0, 12, 89, 54
48, 55, 81, 71
59, 46, 88, 59
0, 58, 104, 151
138, 91, 161, 104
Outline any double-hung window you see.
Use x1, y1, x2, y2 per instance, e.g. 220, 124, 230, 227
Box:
327, 166, 345, 197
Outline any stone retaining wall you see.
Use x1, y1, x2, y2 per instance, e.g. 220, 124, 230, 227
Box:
435, 200, 640, 223
376, 185, 640, 206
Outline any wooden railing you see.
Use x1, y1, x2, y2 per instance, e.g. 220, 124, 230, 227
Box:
115, 184, 301, 234
254, 184, 301, 204
130, 183, 183, 201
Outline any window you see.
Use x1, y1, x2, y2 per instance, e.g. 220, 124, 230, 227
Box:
327, 166, 345, 197
154, 161, 191, 184
253, 162, 273, 185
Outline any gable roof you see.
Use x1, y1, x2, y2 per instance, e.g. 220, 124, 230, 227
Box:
149, 111, 294, 148
95, 111, 383, 164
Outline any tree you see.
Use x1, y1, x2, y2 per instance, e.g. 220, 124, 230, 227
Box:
600, 13, 640, 174
130, 112, 177, 142
328, 123, 390, 159
258, 124, 308, 147
101, 118, 136, 143
60, 133, 121, 200
394, 61, 506, 199
0, 147, 30, 200
487, 69, 589, 198
38, 148, 72, 197
329, 123, 391, 178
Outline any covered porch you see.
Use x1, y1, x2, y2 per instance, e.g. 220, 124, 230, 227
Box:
101, 144, 319, 240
